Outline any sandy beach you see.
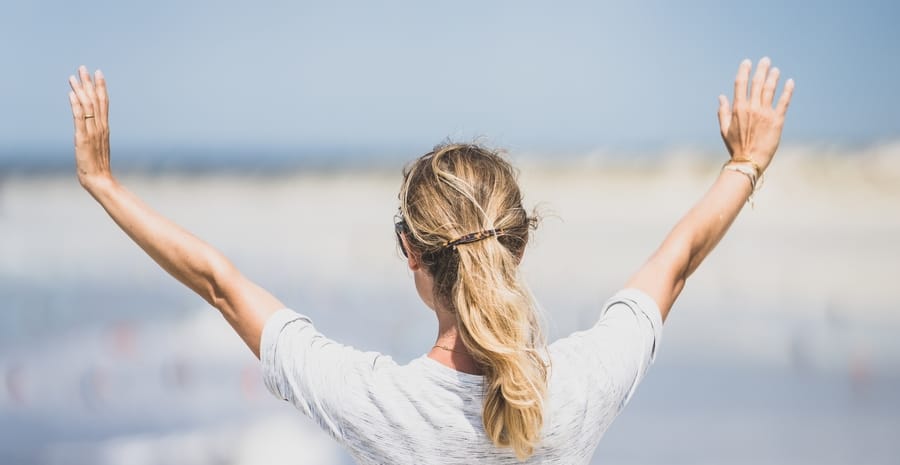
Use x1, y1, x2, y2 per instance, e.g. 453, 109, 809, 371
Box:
2, 145, 899, 464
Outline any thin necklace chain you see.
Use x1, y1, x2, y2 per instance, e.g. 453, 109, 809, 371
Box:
432, 344, 467, 354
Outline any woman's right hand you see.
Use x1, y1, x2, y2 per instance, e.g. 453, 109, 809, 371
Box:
717, 57, 795, 173
68, 65, 113, 190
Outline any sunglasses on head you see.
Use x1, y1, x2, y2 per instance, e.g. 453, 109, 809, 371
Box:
394, 214, 410, 258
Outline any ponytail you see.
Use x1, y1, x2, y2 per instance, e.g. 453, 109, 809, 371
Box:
453, 239, 547, 460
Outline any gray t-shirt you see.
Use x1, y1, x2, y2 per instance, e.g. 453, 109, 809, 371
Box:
261, 288, 662, 465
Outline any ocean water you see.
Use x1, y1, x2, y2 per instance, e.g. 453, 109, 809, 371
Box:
2, 148, 899, 464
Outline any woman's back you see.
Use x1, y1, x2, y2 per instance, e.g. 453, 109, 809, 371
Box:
262, 288, 661, 465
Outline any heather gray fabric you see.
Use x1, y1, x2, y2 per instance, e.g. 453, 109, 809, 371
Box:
261, 288, 662, 465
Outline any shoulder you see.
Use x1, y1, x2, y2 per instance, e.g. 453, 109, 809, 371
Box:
551, 288, 662, 358
548, 288, 663, 400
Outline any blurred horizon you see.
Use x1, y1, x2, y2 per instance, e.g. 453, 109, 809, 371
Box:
4, 139, 900, 175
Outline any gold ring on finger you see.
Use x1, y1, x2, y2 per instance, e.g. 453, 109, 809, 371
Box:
83, 114, 95, 119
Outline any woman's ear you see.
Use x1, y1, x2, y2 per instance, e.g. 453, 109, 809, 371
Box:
399, 233, 421, 271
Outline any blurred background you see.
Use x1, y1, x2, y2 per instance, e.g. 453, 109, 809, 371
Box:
2, 1, 899, 464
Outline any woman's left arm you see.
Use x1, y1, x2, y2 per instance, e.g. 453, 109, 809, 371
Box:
68, 66, 283, 358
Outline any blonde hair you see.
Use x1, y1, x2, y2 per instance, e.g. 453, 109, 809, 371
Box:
398, 143, 548, 460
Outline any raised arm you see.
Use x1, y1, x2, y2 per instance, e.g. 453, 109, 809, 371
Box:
626, 57, 794, 321
67, 66, 284, 357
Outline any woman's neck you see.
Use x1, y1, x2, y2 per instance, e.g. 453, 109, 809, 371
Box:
428, 310, 484, 375
428, 344, 483, 376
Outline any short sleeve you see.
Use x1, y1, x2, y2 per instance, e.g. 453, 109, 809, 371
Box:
558, 288, 663, 412
260, 308, 386, 440
596, 288, 662, 407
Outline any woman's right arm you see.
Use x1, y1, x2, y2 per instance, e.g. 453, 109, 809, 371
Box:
625, 57, 794, 321
68, 66, 286, 357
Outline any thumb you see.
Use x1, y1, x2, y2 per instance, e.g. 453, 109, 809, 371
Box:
717, 94, 731, 135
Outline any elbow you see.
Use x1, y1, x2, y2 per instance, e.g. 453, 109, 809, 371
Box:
659, 236, 693, 283
203, 255, 241, 310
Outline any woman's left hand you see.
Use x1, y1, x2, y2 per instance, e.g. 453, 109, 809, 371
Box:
68, 66, 112, 189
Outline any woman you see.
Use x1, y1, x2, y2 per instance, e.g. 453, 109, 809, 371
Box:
67, 57, 793, 464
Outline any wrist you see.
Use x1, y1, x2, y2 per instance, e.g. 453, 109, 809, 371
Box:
721, 160, 763, 208
729, 152, 770, 174
80, 173, 118, 196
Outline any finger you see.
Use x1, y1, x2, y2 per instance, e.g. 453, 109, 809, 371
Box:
78, 66, 100, 115
69, 72, 96, 132
761, 67, 780, 108
717, 94, 731, 134
733, 59, 752, 106
776, 78, 795, 116
68, 90, 87, 134
95, 69, 109, 124
68, 74, 89, 111
749, 57, 771, 107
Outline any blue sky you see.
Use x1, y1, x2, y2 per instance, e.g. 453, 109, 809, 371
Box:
1, 0, 898, 163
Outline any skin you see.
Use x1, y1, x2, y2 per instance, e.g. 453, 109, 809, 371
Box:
399, 234, 484, 375
67, 59, 793, 369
